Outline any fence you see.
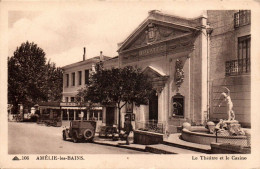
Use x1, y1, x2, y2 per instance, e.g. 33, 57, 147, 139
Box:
215, 130, 251, 147
135, 120, 166, 134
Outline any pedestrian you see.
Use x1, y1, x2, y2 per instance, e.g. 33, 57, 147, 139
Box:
124, 116, 133, 145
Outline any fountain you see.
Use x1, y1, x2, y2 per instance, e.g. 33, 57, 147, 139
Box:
181, 87, 250, 146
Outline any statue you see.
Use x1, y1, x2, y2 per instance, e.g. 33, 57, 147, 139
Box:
214, 119, 227, 133
212, 87, 245, 136
218, 87, 235, 121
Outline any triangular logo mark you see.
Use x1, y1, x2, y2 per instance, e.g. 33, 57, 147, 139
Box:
12, 156, 20, 160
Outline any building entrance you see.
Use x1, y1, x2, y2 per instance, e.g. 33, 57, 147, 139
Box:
106, 107, 115, 126
149, 90, 158, 122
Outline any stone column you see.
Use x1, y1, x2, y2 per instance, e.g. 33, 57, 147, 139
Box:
80, 111, 84, 121
67, 109, 69, 121
61, 109, 63, 121
98, 111, 100, 121
74, 110, 76, 120
200, 16, 208, 124
87, 110, 89, 120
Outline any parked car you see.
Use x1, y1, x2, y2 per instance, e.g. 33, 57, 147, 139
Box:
62, 120, 96, 143
99, 126, 120, 140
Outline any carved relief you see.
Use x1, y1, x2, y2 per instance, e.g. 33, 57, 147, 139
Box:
174, 59, 184, 92
129, 24, 186, 49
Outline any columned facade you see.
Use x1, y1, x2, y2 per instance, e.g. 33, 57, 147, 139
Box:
117, 10, 208, 133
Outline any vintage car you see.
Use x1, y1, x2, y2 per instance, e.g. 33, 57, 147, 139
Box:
99, 126, 119, 140
62, 120, 96, 143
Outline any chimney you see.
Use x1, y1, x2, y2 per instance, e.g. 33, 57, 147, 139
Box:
83, 47, 86, 61
100, 51, 104, 61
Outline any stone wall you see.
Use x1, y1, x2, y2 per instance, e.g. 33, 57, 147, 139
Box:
210, 75, 251, 127
207, 10, 251, 127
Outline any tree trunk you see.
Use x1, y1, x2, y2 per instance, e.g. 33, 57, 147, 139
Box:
118, 103, 121, 132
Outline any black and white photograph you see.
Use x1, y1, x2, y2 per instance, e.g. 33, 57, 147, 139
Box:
0, 0, 260, 169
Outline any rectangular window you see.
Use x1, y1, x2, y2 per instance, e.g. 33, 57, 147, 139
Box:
225, 35, 250, 76
85, 69, 89, 84
78, 71, 82, 85
72, 72, 75, 86
65, 97, 68, 102
234, 10, 251, 28
71, 97, 75, 102
66, 74, 69, 87
89, 110, 102, 121
238, 35, 250, 73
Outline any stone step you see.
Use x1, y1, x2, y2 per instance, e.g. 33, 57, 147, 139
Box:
163, 133, 211, 154
145, 144, 204, 154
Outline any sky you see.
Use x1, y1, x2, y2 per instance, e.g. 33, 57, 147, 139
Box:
7, 1, 205, 67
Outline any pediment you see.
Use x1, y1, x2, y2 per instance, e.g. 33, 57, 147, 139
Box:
118, 20, 195, 52
143, 66, 169, 93
143, 66, 168, 79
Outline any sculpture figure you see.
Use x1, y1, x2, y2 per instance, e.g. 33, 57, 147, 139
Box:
174, 59, 184, 92
214, 119, 227, 133
218, 87, 235, 121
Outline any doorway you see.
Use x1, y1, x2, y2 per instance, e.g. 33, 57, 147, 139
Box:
106, 107, 115, 126
149, 90, 158, 122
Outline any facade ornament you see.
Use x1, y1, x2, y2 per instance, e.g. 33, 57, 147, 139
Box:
145, 23, 158, 44
174, 59, 184, 92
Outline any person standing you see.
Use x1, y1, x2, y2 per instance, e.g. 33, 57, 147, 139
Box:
124, 116, 133, 145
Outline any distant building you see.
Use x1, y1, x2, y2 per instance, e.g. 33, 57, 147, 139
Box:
60, 49, 115, 129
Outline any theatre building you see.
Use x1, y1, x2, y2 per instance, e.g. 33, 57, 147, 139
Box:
117, 10, 210, 133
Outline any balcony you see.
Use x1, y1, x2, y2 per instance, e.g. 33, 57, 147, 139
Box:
225, 58, 250, 76
234, 10, 251, 28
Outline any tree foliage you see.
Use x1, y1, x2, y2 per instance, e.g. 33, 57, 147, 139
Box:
8, 41, 63, 113
76, 63, 153, 129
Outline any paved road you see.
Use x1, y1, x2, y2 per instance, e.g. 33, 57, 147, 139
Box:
8, 122, 148, 154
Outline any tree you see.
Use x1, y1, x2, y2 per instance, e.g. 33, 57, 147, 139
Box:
76, 63, 153, 131
8, 41, 63, 114
44, 61, 63, 102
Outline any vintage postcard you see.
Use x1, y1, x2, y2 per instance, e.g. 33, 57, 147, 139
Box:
0, 0, 260, 168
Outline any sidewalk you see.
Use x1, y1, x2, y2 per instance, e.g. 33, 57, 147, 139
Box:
92, 132, 212, 154
93, 133, 146, 152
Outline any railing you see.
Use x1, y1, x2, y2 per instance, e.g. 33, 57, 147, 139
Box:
215, 130, 251, 147
225, 58, 250, 76
234, 10, 251, 28
136, 120, 166, 134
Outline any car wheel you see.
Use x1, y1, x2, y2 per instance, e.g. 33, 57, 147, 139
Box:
63, 131, 67, 141
83, 129, 94, 140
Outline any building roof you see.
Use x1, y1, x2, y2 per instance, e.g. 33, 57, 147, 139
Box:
117, 10, 203, 52
62, 55, 111, 70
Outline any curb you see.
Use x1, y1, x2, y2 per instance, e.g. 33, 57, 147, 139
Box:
145, 146, 175, 154
93, 141, 147, 152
